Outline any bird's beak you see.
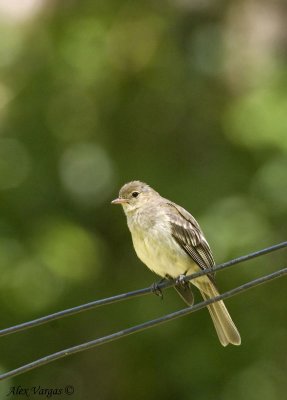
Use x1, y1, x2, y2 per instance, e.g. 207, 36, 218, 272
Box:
111, 198, 128, 205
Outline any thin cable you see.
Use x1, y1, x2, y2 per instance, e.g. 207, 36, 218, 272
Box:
183, 241, 287, 281
0, 241, 286, 338
0, 266, 286, 381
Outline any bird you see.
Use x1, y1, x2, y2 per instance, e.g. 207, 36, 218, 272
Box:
111, 180, 241, 346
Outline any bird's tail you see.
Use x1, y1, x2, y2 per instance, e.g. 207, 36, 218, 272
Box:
200, 283, 241, 346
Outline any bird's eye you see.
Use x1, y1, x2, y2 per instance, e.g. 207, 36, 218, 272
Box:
132, 191, 139, 198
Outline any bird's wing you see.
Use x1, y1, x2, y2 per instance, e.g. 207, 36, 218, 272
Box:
165, 201, 215, 280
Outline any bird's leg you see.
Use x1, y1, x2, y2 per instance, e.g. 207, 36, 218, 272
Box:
150, 277, 168, 299
175, 272, 188, 289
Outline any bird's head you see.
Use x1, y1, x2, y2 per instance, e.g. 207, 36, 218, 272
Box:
111, 180, 159, 214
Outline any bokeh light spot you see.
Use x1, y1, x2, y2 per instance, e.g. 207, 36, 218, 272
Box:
190, 24, 224, 76
223, 86, 287, 151
59, 143, 115, 206
1, 257, 64, 314
0, 0, 46, 22
201, 196, 272, 262
0, 238, 64, 314
59, 18, 108, 84
252, 156, 287, 214
34, 218, 102, 281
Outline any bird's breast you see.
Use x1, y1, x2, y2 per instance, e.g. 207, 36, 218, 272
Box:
128, 215, 192, 278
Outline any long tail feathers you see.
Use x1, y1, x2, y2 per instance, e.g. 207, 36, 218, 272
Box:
200, 284, 241, 346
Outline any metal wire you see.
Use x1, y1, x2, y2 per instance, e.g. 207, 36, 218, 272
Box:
0, 241, 286, 338
0, 266, 286, 381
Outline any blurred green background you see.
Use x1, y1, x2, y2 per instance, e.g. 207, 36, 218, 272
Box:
0, 0, 286, 398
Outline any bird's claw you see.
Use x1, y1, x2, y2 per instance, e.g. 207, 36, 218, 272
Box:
151, 281, 164, 300
175, 274, 187, 287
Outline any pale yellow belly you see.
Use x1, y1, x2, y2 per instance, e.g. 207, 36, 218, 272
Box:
131, 229, 200, 279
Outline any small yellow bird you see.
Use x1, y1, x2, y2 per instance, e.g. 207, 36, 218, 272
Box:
112, 181, 241, 346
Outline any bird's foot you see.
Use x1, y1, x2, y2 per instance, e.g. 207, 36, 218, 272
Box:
175, 274, 187, 288
150, 278, 166, 300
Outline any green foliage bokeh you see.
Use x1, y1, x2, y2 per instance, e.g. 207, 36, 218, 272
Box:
0, 1, 286, 399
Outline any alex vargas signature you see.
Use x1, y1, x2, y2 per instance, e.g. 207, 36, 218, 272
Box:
7, 385, 74, 397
